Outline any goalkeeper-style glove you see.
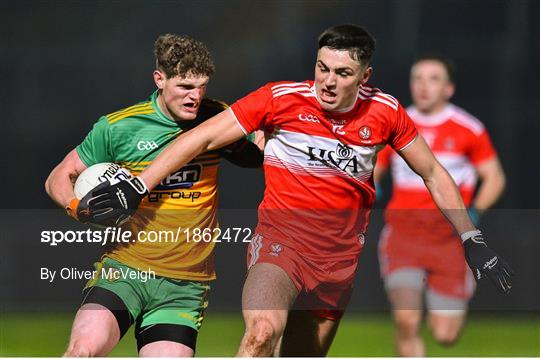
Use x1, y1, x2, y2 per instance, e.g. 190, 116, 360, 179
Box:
461, 229, 514, 294
73, 177, 148, 227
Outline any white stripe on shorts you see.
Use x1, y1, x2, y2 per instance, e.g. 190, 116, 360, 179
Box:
248, 234, 263, 269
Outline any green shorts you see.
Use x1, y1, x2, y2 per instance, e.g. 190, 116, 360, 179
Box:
84, 257, 210, 331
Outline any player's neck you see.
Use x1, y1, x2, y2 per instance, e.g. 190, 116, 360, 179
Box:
156, 92, 188, 123
316, 94, 358, 114
417, 102, 448, 116
156, 92, 175, 121
332, 100, 357, 113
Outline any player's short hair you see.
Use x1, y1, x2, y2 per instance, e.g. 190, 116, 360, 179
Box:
413, 54, 456, 84
154, 34, 215, 79
318, 24, 376, 66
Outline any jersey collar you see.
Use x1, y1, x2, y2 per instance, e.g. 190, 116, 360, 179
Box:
407, 104, 455, 126
151, 90, 178, 125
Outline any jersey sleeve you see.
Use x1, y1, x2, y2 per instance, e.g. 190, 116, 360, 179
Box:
388, 104, 418, 151
468, 129, 497, 165
230, 84, 274, 134
76, 116, 114, 167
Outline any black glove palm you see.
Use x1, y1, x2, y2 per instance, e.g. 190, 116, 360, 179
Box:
76, 177, 148, 227
463, 231, 514, 294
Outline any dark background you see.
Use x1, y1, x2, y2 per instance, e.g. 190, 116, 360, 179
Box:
0, 1, 538, 311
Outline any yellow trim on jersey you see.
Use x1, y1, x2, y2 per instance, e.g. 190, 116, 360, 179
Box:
108, 108, 155, 125
107, 102, 151, 121
206, 99, 229, 110
106, 101, 152, 122
108, 107, 155, 124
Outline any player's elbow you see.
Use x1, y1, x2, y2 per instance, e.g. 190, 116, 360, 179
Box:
482, 164, 507, 201
44, 171, 54, 198
421, 162, 445, 189
44, 165, 69, 200
497, 169, 507, 193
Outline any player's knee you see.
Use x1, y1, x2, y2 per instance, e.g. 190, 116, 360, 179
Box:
431, 325, 460, 346
64, 340, 94, 357
245, 317, 279, 349
395, 313, 421, 338
64, 336, 107, 357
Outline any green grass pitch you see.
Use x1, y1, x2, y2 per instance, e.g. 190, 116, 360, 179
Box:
0, 312, 538, 356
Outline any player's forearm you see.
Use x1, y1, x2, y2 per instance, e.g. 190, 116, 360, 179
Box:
139, 128, 210, 190
424, 164, 476, 235
472, 169, 506, 212
139, 110, 247, 189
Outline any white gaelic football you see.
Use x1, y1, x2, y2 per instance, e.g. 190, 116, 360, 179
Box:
74, 163, 133, 199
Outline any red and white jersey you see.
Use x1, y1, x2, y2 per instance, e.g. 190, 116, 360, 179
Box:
377, 104, 497, 237
378, 103, 496, 209
231, 81, 417, 260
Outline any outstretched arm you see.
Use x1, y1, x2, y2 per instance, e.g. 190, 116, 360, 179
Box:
219, 130, 265, 168
140, 109, 246, 189
399, 135, 513, 293
399, 135, 475, 234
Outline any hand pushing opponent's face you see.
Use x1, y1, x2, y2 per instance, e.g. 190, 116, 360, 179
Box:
315, 46, 372, 112
154, 70, 209, 121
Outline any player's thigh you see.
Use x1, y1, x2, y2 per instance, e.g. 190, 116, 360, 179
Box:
135, 279, 210, 355
66, 303, 122, 356
139, 332, 195, 357
242, 263, 299, 332
384, 268, 425, 335
426, 289, 468, 331
385, 268, 426, 310
279, 310, 340, 357
425, 262, 471, 344
67, 267, 139, 356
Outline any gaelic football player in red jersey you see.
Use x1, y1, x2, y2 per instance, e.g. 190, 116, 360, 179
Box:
76, 25, 513, 356
375, 55, 506, 356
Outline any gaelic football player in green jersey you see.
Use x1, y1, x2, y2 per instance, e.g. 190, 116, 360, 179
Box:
45, 34, 262, 356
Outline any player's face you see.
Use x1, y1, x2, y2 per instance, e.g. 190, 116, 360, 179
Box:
153, 71, 209, 121
314, 47, 372, 112
410, 60, 454, 114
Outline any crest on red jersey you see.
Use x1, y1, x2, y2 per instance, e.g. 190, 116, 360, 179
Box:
270, 243, 283, 256
359, 126, 371, 140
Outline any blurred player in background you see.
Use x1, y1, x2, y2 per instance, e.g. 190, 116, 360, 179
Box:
375, 55, 506, 356
45, 34, 262, 356
75, 26, 512, 357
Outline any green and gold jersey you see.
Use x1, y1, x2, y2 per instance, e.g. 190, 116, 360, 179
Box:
77, 91, 248, 281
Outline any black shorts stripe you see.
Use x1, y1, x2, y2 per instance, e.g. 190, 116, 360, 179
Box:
135, 322, 198, 352
81, 286, 133, 338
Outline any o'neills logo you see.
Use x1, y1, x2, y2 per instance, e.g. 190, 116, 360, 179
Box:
359, 126, 371, 140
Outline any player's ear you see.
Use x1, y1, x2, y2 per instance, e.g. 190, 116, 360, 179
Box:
444, 82, 455, 100
153, 70, 166, 89
359, 66, 373, 85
